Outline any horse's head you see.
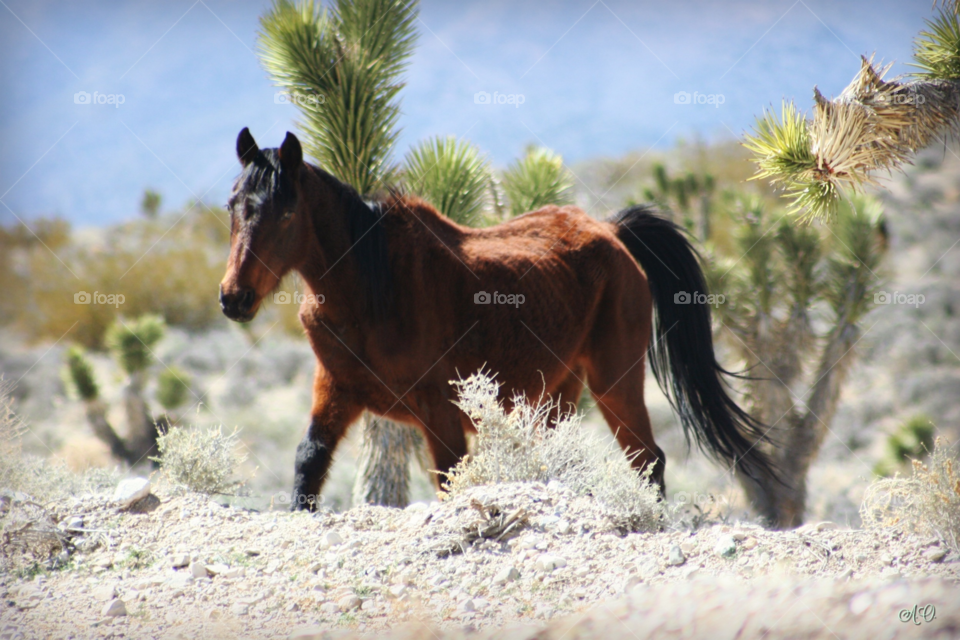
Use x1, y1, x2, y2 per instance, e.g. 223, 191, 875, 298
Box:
220, 128, 308, 322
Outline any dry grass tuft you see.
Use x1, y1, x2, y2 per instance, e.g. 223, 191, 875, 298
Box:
861, 437, 960, 553
443, 371, 663, 532
153, 425, 250, 495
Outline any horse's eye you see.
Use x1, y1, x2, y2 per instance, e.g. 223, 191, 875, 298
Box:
281, 210, 294, 221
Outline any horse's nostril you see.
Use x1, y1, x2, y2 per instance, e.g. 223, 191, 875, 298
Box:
239, 289, 255, 311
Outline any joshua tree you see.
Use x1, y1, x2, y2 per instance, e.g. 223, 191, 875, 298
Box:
641, 162, 715, 240
258, 0, 578, 506
744, 3, 960, 220
64, 315, 168, 466
140, 189, 162, 219
704, 194, 887, 527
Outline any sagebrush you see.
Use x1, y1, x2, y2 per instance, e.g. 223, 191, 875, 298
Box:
443, 372, 662, 532
861, 438, 960, 553
152, 425, 249, 495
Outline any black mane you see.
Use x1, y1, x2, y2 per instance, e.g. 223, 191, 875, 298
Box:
312, 167, 393, 321
232, 149, 297, 216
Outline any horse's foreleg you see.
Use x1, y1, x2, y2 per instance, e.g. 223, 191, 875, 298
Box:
291, 374, 360, 512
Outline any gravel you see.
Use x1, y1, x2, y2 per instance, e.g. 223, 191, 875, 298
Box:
2, 480, 959, 639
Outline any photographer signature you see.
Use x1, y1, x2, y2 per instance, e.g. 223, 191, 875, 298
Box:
899, 604, 936, 625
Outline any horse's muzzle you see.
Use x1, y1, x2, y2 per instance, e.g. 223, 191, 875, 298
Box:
219, 285, 257, 322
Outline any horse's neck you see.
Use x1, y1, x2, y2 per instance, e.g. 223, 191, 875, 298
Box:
295, 168, 355, 291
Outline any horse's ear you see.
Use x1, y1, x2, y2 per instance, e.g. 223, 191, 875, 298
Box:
237, 127, 258, 167
279, 131, 303, 174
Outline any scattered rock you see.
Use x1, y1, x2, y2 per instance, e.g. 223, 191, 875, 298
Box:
169, 553, 190, 568
493, 566, 520, 584
112, 478, 151, 508
679, 541, 697, 555
924, 547, 947, 563
92, 583, 117, 601
388, 584, 407, 598
319, 531, 344, 549
189, 561, 207, 579
816, 521, 839, 532
666, 545, 686, 567
714, 535, 738, 558
534, 554, 567, 572
230, 603, 249, 616
338, 595, 361, 612
741, 537, 758, 551
100, 599, 126, 617
320, 602, 340, 616
458, 598, 476, 613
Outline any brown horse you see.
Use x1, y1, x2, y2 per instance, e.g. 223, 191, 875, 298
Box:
219, 129, 771, 511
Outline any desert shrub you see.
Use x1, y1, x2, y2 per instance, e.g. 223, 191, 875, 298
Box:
861, 438, 960, 553
874, 414, 937, 477
443, 371, 662, 531
4, 204, 229, 348
152, 425, 249, 495
0, 379, 118, 500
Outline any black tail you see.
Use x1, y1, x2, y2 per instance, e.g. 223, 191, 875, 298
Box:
611, 204, 774, 482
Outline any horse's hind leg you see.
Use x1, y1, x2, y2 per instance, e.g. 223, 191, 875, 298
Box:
585, 356, 666, 496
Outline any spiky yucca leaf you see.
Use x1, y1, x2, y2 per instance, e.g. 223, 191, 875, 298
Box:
823, 194, 885, 325
912, 10, 960, 80
63, 346, 99, 401
743, 101, 817, 188
257, 0, 418, 194
402, 136, 492, 226
501, 147, 575, 217
105, 315, 164, 375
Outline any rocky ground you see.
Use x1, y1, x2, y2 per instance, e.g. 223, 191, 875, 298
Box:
2, 480, 958, 639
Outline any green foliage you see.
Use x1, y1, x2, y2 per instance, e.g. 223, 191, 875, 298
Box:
156, 367, 192, 411
257, 0, 419, 194
911, 10, 960, 80
105, 315, 165, 375
822, 195, 886, 325
501, 146, 575, 217
63, 346, 99, 401
874, 415, 937, 477
642, 163, 716, 238
140, 189, 162, 218
402, 136, 492, 226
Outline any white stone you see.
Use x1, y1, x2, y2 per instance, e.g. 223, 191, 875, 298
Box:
337, 595, 361, 612
93, 583, 117, 601
714, 535, 738, 558
666, 545, 686, 566
101, 599, 127, 617
534, 554, 567, 572
169, 554, 189, 568
189, 562, 207, 579
388, 584, 407, 598
319, 531, 344, 549
493, 566, 520, 584
924, 547, 947, 563
112, 478, 151, 508
458, 598, 476, 613
230, 603, 249, 616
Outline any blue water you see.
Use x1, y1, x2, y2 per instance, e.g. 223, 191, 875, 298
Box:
0, 0, 931, 226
